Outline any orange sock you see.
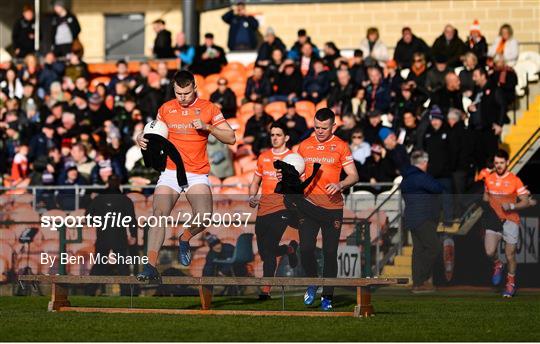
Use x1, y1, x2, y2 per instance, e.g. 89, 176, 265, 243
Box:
261, 285, 271, 295
181, 230, 194, 242
147, 250, 158, 265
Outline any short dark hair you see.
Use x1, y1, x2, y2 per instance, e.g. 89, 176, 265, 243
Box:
270, 122, 289, 136
116, 59, 127, 66
204, 33, 214, 39
353, 49, 363, 57
473, 66, 488, 78
314, 108, 335, 123
153, 19, 165, 25
494, 149, 509, 161
173, 70, 195, 87
297, 29, 307, 37
402, 26, 412, 34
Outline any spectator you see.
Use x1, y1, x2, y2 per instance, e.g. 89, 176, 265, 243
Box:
136, 72, 164, 121
271, 61, 303, 103
397, 111, 421, 154
64, 53, 89, 82
488, 24, 519, 66
334, 113, 359, 142
350, 128, 371, 165
393, 83, 420, 126
401, 150, 443, 293
256, 27, 286, 67
0, 68, 24, 99
57, 165, 86, 210
298, 42, 316, 77
419, 105, 454, 225
430, 72, 464, 115
208, 134, 234, 180
91, 148, 125, 185
468, 67, 506, 169
19, 54, 40, 85
425, 55, 450, 93
108, 60, 134, 93
350, 87, 367, 120
327, 69, 355, 116
222, 1, 259, 51
365, 66, 391, 113
71, 142, 96, 180
276, 102, 308, 147
384, 59, 403, 98
12, 5, 35, 59
302, 59, 330, 104
245, 65, 272, 103
431, 25, 466, 68
322, 42, 341, 69
393, 27, 431, 69
349, 49, 367, 86
152, 19, 175, 59
20, 82, 41, 117
405, 52, 430, 102
362, 110, 383, 145
459, 52, 478, 95
359, 27, 389, 67
358, 143, 396, 194
70, 90, 90, 124
243, 102, 273, 155
88, 93, 113, 128
264, 48, 285, 84
191, 33, 227, 77
51, 1, 81, 58
210, 78, 237, 119
490, 54, 518, 107
288, 29, 319, 61
156, 61, 173, 100
57, 112, 80, 140
10, 145, 30, 186
466, 20, 488, 66
379, 127, 410, 174
38, 52, 65, 95
173, 32, 195, 68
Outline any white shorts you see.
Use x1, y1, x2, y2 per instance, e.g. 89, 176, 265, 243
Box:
486, 220, 519, 245
156, 169, 210, 194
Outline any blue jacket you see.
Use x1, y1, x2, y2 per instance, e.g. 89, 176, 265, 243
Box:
222, 10, 259, 50
401, 165, 444, 230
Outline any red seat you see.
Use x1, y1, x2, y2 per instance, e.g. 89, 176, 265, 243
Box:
264, 101, 287, 120
89, 76, 111, 93
295, 100, 316, 122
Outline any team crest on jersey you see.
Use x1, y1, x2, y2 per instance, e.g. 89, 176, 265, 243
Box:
195, 108, 201, 116
329, 144, 337, 151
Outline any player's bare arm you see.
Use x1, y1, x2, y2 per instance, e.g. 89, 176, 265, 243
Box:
325, 162, 359, 195
502, 194, 530, 211
248, 174, 262, 208
192, 119, 236, 145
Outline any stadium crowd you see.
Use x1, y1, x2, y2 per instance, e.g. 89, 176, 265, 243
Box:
0, 2, 522, 216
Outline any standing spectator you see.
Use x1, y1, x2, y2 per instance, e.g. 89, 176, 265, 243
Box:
152, 19, 175, 59
401, 150, 444, 293
243, 102, 273, 155
431, 25, 466, 68
12, 5, 35, 59
365, 66, 391, 113
459, 52, 478, 95
51, 1, 81, 58
288, 29, 319, 61
327, 69, 355, 116
173, 32, 195, 68
490, 54, 518, 107
210, 78, 237, 119
271, 61, 303, 103
359, 27, 389, 67
191, 33, 227, 77
245, 65, 272, 103
420, 106, 454, 225
393, 27, 431, 69
256, 27, 286, 66
38, 52, 65, 95
430, 72, 464, 115
276, 102, 308, 147
302, 59, 330, 104
467, 20, 488, 66
222, 1, 259, 51
468, 67, 506, 169
350, 128, 371, 165
425, 55, 449, 93
488, 24, 519, 66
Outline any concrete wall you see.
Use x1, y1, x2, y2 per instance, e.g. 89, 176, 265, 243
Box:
69, 0, 540, 62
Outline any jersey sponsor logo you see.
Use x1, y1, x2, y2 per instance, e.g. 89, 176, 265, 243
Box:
304, 156, 336, 164
168, 122, 195, 129
213, 114, 224, 122
262, 158, 271, 162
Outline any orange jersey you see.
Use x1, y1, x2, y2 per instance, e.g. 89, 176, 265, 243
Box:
484, 171, 529, 224
255, 148, 293, 216
157, 98, 227, 173
298, 135, 354, 209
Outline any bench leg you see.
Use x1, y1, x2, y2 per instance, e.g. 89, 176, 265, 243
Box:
199, 286, 212, 310
48, 283, 71, 312
354, 286, 374, 317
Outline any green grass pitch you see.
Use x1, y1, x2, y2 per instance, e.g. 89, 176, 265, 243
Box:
1, 289, 539, 341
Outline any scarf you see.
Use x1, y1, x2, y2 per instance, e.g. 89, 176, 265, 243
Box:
495, 38, 506, 55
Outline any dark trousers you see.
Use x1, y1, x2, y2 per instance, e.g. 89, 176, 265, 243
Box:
452, 170, 474, 216
299, 206, 343, 299
54, 43, 73, 58
86, 241, 130, 296
255, 210, 290, 277
436, 177, 454, 224
410, 221, 441, 286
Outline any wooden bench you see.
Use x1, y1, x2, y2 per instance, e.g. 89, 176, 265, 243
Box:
18, 275, 408, 317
